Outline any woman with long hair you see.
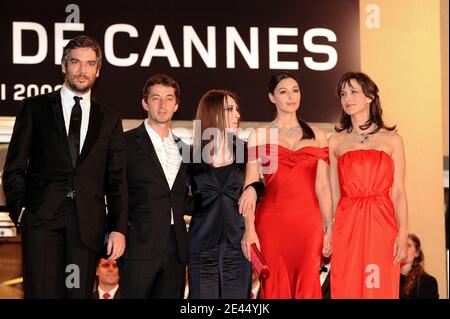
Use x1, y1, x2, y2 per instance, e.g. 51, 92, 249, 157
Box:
186, 89, 263, 298
240, 71, 332, 298
329, 72, 409, 298
400, 234, 439, 299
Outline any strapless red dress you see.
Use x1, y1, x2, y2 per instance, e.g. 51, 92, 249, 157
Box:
331, 149, 400, 299
252, 144, 329, 299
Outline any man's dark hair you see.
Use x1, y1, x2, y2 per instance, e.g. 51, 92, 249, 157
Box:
142, 74, 180, 102
61, 35, 102, 69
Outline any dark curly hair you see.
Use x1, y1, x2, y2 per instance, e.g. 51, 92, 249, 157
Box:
61, 35, 102, 69
335, 72, 396, 133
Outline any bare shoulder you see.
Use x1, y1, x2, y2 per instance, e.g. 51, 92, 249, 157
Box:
309, 125, 328, 147
310, 125, 327, 139
379, 129, 403, 146
328, 131, 346, 146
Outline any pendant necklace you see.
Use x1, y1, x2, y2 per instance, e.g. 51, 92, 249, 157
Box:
352, 129, 376, 144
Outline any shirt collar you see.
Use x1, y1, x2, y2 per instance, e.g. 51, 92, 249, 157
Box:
61, 83, 91, 106
144, 119, 174, 144
98, 285, 119, 299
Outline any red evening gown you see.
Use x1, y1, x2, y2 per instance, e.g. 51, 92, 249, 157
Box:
331, 149, 400, 299
253, 144, 329, 299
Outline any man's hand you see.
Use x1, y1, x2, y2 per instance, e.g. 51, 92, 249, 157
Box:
106, 231, 126, 261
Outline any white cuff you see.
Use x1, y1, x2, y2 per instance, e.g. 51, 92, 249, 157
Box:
17, 207, 26, 224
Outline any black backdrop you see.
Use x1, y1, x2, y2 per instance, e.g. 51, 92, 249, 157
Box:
0, 0, 360, 122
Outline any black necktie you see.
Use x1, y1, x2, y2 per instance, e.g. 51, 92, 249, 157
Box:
68, 96, 82, 167
320, 266, 328, 273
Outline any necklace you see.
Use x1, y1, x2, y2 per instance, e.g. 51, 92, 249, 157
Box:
269, 121, 302, 138
352, 130, 375, 144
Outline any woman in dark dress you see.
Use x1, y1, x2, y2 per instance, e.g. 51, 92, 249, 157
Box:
400, 234, 439, 299
186, 90, 263, 299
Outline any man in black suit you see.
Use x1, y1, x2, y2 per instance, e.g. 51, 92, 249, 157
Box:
92, 258, 122, 299
119, 74, 189, 299
2, 35, 128, 299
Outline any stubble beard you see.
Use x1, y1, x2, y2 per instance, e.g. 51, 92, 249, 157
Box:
65, 74, 95, 95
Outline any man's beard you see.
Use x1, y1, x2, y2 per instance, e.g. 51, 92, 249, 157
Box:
66, 75, 95, 94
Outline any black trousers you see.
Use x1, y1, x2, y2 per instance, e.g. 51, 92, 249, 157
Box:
119, 226, 186, 299
188, 241, 252, 299
21, 199, 99, 299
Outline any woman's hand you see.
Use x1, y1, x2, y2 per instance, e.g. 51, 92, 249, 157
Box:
393, 230, 408, 265
322, 227, 332, 258
241, 227, 260, 261
238, 186, 257, 217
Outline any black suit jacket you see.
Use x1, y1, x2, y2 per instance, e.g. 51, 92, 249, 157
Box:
2, 89, 128, 252
400, 272, 439, 299
122, 123, 189, 264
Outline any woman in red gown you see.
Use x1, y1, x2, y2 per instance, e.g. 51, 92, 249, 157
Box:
238, 72, 333, 298
329, 72, 409, 298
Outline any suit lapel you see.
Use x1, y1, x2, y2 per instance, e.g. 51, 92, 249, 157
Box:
134, 123, 170, 191
49, 90, 72, 163
50, 90, 67, 137
78, 99, 103, 164
172, 134, 188, 188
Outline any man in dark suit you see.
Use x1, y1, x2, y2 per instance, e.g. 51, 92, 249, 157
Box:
119, 74, 189, 299
92, 258, 122, 299
2, 35, 128, 299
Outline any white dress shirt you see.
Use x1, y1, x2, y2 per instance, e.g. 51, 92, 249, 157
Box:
60, 84, 91, 152
144, 120, 182, 225
320, 263, 331, 286
98, 285, 119, 299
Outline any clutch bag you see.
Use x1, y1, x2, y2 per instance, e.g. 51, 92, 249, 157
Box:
251, 243, 270, 279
